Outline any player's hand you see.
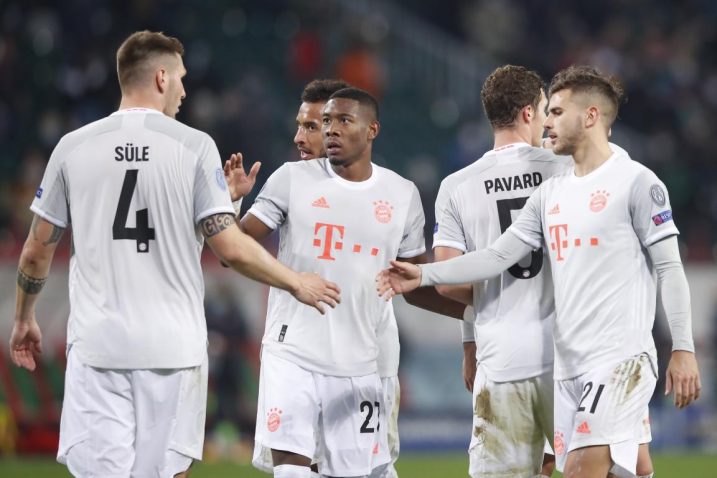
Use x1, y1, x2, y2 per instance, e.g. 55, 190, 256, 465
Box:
224, 152, 261, 202
665, 350, 701, 408
293, 272, 341, 315
462, 341, 477, 392
376, 260, 422, 299
9, 318, 43, 371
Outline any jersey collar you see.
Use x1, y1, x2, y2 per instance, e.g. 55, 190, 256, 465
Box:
485, 142, 532, 156
111, 108, 164, 116
323, 158, 380, 190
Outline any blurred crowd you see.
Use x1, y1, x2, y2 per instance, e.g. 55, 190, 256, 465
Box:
404, 0, 717, 262
2, 0, 716, 262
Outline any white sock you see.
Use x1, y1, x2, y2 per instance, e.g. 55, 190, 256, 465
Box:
273, 464, 313, 478
637, 475, 654, 478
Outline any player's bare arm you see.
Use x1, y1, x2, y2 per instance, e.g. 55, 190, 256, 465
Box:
239, 213, 274, 242
462, 341, 477, 392
11, 215, 66, 371
223, 152, 261, 202
201, 213, 340, 314
433, 246, 473, 306
397, 254, 466, 319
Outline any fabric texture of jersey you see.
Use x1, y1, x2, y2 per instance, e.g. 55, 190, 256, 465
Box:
508, 148, 679, 379
376, 307, 400, 378
248, 158, 425, 376
434, 143, 570, 382
30, 109, 234, 369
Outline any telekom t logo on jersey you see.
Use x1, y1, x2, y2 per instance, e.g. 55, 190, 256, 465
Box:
314, 222, 380, 261
548, 224, 600, 261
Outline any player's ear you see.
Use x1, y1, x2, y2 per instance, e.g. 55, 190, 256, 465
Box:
584, 105, 600, 129
155, 68, 167, 94
367, 120, 380, 141
521, 105, 533, 124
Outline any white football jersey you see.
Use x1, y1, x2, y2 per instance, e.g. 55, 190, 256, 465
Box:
30, 108, 234, 369
509, 148, 678, 379
376, 306, 400, 378
248, 158, 425, 376
434, 143, 571, 382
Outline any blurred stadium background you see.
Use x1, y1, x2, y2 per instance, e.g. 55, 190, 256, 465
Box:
0, 0, 716, 475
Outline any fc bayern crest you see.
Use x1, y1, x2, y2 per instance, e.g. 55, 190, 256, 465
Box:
589, 189, 610, 212
374, 200, 393, 223
650, 184, 666, 206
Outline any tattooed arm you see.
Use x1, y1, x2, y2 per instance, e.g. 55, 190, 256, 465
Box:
200, 213, 341, 314
11, 215, 66, 370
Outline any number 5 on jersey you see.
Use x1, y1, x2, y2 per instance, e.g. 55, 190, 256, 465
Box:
113, 170, 156, 253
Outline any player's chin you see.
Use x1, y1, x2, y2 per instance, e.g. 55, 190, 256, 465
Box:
328, 156, 346, 166
552, 141, 571, 156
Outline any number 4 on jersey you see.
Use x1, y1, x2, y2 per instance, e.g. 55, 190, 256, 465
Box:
112, 170, 155, 253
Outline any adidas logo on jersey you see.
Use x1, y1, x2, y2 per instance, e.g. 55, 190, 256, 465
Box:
548, 203, 560, 215
312, 197, 330, 208
576, 421, 591, 434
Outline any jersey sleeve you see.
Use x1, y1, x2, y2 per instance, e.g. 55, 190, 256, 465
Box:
433, 179, 467, 252
193, 136, 235, 224
397, 184, 426, 258
507, 185, 544, 249
30, 136, 71, 228
630, 169, 679, 247
246, 163, 291, 230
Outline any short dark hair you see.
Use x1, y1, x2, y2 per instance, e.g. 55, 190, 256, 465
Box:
301, 79, 351, 103
117, 30, 184, 92
548, 65, 625, 125
481, 65, 544, 129
328, 87, 379, 120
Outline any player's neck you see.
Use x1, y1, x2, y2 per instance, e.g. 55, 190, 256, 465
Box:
330, 156, 373, 182
119, 93, 164, 115
572, 136, 613, 177
492, 129, 532, 150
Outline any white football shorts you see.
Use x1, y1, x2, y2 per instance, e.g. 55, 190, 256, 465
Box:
468, 366, 553, 477
58, 345, 207, 478
253, 350, 390, 477
553, 353, 657, 477
369, 375, 400, 478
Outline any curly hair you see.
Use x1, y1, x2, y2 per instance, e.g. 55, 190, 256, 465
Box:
481, 65, 544, 129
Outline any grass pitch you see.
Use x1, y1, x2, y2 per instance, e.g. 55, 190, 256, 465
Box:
1, 452, 716, 477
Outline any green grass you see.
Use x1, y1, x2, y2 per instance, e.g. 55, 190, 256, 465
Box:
1, 452, 716, 477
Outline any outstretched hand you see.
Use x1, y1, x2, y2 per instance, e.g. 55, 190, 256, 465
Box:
9, 318, 43, 371
376, 260, 422, 299
293, 272, 341, 315
665, 350, 701, 408
224, 152, 261, 202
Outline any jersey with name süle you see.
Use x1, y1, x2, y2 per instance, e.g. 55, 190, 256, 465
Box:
30, 109, 234, 369
509, 148, 679, 380
434, 143, 571, 382
248, 158, 425, 377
